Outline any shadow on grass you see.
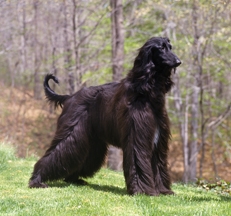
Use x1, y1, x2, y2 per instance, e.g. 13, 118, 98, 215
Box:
87, 183, 127, 195
46, 181, 231, 200
47, 181, 127, 195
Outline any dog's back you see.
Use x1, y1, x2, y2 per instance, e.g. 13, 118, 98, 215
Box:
65, 82, 122, 146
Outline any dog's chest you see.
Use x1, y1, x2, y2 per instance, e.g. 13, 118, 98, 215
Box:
153, 126, 160, 147
151, 110, 170, 148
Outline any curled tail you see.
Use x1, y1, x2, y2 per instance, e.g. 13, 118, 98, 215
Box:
44, 74, 70, 108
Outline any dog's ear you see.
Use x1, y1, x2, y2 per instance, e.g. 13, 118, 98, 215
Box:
133, 47, 155, 74
128, 46, 155, 94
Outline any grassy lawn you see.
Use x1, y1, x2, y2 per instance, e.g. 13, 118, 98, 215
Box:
0, 144, 230, 216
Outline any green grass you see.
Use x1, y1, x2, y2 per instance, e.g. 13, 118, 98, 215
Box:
0, 145, 230, 216
0, 142, 16, 171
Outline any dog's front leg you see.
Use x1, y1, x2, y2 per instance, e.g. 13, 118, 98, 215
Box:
151, 138, 174, 195
122, 129, 159, 196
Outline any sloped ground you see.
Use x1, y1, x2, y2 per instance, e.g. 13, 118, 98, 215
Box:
1, 158, 230, 216
0, 84, 59, 157
0, 83, 230, 182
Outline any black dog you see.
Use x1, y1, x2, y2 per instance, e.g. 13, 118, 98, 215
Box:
29, 37, 181, 196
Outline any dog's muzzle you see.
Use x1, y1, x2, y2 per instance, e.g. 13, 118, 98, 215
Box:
174, 59, 181, 68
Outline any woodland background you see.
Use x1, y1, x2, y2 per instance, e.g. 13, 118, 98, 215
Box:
0, 0, 231, 183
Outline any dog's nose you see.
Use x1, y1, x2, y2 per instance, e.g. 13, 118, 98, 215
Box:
175, 59, 181, 67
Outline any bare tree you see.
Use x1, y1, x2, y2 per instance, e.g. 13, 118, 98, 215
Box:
171, 0, 231, 182
33, 0, 42, 99
62, 0, 74, 94
107, 0, 124, 171
18, 0, 27, 77
111, 0, 124, 81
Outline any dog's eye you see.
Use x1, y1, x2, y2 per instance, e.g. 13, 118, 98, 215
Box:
160, 45, 165, 50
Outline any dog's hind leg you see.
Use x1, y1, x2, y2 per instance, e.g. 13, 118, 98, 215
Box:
29, 122, 90, 188
65, 139, 108, 184
80, 140, 108, 177
64, 172, 88, 185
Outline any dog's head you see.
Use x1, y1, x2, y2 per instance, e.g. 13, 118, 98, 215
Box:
149, 37, 181, 69
130, 37, 181, 93
136, 37, 181, 73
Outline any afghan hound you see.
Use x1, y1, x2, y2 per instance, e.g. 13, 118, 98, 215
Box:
29, 37, 181, 196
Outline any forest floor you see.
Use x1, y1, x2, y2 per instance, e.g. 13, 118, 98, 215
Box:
0, 84, 231, 182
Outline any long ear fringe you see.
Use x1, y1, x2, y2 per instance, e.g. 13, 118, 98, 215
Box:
165, 77, 174, 93
127, 48, 155, 94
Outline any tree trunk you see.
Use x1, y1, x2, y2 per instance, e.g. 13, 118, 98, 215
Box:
72, 0, 82, 89
111, 0, 124, 81
190, 85, 199, 181
107, 0, 124, 171
173, 73, 190, 183
187, 0, 200, 182
63, 0, 74, 95
33, 0, 41, 100
20, 0, 27, 76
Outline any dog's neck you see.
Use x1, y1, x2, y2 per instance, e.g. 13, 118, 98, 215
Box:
126, 67, 173, 97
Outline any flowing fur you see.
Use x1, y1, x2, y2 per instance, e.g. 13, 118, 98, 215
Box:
29, 37, 181, 196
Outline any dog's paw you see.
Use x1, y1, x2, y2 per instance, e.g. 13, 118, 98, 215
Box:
160, 190, 174, 195
75, 179, 88, 185
29, 181, 48, 188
